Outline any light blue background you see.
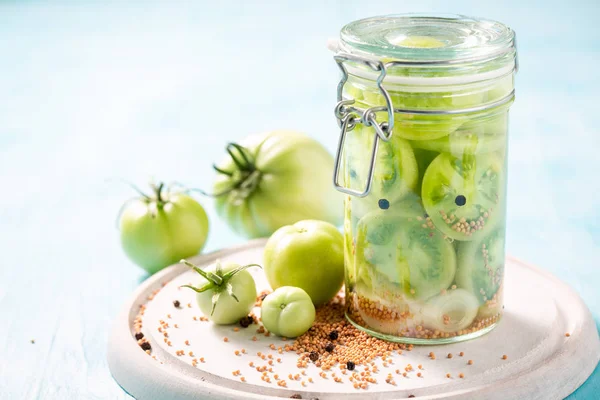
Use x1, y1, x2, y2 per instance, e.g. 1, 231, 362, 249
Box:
0, 1, 598, 398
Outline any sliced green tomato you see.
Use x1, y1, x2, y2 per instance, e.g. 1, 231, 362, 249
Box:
420, 289, 479, 333
422, 152, 504, 241
392, 114, 461, 141
477, 288, 503, 319
344, 196, 356, 288
345, 124, 418, 218
356, 91, 483, 141
413, 148, 439, 193
410, 113, 508, 155
355, 210, 456, 301
457, 226, 505, 305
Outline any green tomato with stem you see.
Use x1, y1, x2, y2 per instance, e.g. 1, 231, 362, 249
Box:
119, 182, 209, 274
211, 131, 343, 238
181, 259, 260, 325
263, 220, 344, 306
260, 286, 316, 338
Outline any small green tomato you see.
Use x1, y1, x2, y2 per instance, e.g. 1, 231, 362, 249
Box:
119, 182, 209, 274
263, 220, 344, 306
181, 259, 260, 325
260, 286, 315, 338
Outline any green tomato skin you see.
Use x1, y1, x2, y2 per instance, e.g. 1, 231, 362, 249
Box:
120, 194, 209, 274
261, 286, 315, 337
213, 130, 343, 239
195, 263, 257, 325
263, 220, 344, 306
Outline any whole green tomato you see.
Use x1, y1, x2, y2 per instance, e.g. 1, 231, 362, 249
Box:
181, 260, 259, 325
264, 220, 344, 306
119, 183, 209, 274
260, 286, 315, 337
211, 130, 343, 238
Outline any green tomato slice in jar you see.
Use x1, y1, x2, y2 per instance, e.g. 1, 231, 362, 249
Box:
421, 152, 504, 241
410, 113, 507, 155
419, 288, 480, 333
344, 195, 357, 288
345, 124, 419, 218
456, 226, 505, 305
355, 209, 456, 301
355, 85, 483, 141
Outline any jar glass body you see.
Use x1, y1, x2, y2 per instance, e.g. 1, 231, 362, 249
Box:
341, 62, 514, 344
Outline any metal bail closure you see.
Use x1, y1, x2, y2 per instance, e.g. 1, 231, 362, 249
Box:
332, 52, 395, 197
332, 114, 380, 198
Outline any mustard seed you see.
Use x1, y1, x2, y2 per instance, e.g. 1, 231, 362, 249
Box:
502, 354, 508, 360
468, 360, 473, 365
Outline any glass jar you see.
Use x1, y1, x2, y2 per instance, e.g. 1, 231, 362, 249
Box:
332, 14, 517, 344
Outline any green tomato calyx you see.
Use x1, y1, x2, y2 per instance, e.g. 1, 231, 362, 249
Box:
180, 259, 261, 316
211, 143, 263, 200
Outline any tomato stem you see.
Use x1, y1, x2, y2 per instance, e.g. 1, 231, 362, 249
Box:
213, 164, 234, 177
222, 263, 262, 281
181, 259, 223, 286
110, 178, 151, 199
227, 143, 254, 169
153, 182, 166, 205
199, 142, 262, 199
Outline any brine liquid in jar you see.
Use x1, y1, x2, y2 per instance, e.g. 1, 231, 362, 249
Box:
332, 14, 517, 344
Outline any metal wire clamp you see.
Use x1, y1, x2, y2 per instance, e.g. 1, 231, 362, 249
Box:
332, 50, 517, 197
332, 53, 393, 197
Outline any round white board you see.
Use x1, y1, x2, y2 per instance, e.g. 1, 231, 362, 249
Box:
108, 239, 599, 400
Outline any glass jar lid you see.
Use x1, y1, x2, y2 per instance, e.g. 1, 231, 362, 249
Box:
336, 13, 517, 84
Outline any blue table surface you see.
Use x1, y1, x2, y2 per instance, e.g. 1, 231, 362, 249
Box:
0, 1, 598, 398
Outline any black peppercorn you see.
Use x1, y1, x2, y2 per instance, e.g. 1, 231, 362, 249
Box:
309, 351, 319, 362
140, 342, 151, 351
325, 343, 335, 352
346, 361, 355, 370
290, 395, 302, 399
135, 332, 144, 340
239, 316, 253, 328
328, 330, 339, 340
408, 396, 415, 398
173, 300, 181, 308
